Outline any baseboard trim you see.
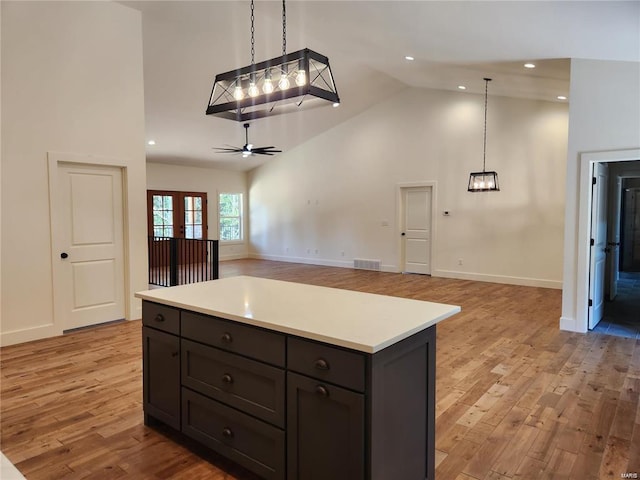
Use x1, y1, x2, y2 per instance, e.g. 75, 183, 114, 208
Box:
432, 269, 562, 289
248, 253, 397, 272
220, 253, 249, 261
0, 323, 61, 347
559, 316, 586, 333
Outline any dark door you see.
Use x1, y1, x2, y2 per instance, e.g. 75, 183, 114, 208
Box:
147, 190, 208, 267
142, 326, 181, 429
287, 372, 365, 480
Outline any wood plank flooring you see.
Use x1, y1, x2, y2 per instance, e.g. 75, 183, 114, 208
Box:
2, 259, 639, 479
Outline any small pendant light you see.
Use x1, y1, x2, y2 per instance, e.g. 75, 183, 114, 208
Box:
468, 78, 500, 192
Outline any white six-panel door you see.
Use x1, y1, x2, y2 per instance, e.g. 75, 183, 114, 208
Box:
401, 187, 432, 275
53, 163, 125, 331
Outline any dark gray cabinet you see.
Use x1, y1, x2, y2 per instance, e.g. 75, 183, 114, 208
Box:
142, 300, 436, 480
287, 372, 364, 480
142, 326, 180, 430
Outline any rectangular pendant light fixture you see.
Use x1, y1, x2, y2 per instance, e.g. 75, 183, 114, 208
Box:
468, 171, 500, 192
468, 78, 500, 192
206, 48, 340, 122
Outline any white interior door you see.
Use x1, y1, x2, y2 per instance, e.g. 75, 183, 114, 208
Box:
53, 163, 125, 331
589, 162, 608, 329
401, 187, 432, 275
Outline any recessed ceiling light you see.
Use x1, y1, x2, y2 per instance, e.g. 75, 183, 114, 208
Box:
147, 140, 156, 146
458, 85, 467, 90
405, 56, 414, 61
524, 63, 536, 69
557, 95, 567, 100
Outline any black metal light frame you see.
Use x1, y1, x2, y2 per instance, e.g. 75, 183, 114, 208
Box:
468, 78, 500, 192
206, 48, 340, 122
467, 171, 500, 192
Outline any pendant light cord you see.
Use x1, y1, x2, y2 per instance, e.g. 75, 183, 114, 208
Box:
250, 0, 255, 65
282, 0, 287, 55
482, 78, 491, 173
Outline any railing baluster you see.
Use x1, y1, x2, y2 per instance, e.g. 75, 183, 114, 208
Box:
147, 236, 218, 287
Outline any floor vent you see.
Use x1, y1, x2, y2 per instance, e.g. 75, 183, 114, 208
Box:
353, 259, 381, 271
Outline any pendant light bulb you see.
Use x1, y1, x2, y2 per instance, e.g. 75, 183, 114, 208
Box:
248, 82, 259, 98
278, 72, 290, 90
278, 73, 291, 90
295, 59, 306, 86
233, 85, 244, 101
263, 70, 274, 94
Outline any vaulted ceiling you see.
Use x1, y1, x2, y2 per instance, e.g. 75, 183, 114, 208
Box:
121, 1, 640, 171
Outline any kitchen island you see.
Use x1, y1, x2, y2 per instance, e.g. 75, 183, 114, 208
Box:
136, 275, 460, 480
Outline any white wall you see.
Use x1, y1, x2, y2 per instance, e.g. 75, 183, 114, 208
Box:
146, 162, 248, 260
1, 1, 147, 345
249, 86, 568, 288
561, 59, 640, 333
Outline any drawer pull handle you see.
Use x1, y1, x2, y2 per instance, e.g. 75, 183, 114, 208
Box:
314, 358, 330, 370
222, 427, 234, 439
315, 385, 329, 397
221, 332, 233, 344
154, 314, 164, 322
222, 373, 234, 384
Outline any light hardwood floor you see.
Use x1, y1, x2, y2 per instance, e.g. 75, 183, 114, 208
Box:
1, 259, 639, 479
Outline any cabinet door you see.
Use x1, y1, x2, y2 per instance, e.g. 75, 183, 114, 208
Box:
287, 372, 364, 480
143, 326, 180, 429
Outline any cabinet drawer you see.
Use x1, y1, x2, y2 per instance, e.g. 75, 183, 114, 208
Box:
142, 301, 180, 335
182, 339, 285, 427
182, 388, 285, 480
181, 311, 285, 367
287, 337, 366, 392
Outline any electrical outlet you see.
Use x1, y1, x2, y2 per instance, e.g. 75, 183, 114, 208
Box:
458, 258, 463, 265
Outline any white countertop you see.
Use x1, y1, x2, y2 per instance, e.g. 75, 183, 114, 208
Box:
135, 276, 460, 353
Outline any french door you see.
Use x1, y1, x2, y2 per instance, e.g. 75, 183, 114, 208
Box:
147, 190, 208, 267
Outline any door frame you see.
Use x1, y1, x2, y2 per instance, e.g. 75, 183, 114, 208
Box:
48, 152, 130, 335
574, 149, 640, 333
396, 181, 437, 274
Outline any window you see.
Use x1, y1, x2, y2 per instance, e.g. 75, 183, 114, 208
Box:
151, 194, 174, 237
219, 193, 243, 241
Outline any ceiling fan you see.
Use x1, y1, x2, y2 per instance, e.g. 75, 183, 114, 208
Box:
214, 123, 282, 158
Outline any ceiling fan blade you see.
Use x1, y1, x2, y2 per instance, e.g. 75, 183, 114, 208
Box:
253, 147, 282, 153
214, 124, 281, 158
214, 149, 243, 154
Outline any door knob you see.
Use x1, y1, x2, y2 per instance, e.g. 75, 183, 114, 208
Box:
60, 252, 68, 259
401, 232, 406, 236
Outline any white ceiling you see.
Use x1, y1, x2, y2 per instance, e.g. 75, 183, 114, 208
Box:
121, 1, 640, 171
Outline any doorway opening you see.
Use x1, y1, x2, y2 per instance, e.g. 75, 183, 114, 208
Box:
588, 160, 640, 338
